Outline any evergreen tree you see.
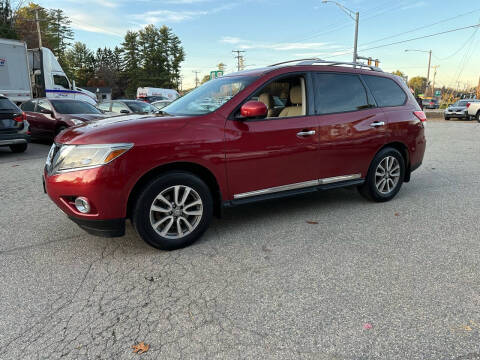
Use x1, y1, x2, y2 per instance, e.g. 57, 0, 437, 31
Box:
64, 42, 95, 87
0, 0, 17, 39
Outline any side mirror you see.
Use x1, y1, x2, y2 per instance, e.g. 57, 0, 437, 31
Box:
40, 108, 53, 116
120, 109, 130, 114
240, 101, 267, 119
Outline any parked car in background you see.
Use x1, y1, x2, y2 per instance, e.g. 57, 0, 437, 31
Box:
20, 98, 105, 140
444, 99, 479, 120
98, 100, 160, 115
151, 100, 173, 110
136, 87, 179, 102
466, 100, 480, 122
0, 95, 30, 153
422, 98, 439, 109
138, 96, 168, 103
44, 59, 426, 251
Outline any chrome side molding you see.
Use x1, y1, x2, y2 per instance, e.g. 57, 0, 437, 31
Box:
233, 174, 361, 199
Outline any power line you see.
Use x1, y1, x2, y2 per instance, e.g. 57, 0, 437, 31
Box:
321, 23, 480, 59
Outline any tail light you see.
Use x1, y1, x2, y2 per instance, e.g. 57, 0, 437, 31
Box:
413, 111, 427, 122
13, 112, 26, 122
466, 102, 471, 108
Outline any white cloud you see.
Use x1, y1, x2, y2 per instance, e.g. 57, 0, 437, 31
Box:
400, 1, 427, 10
219, 37, 341, 52
220, 36, 246, 44
134, 9, 209, 24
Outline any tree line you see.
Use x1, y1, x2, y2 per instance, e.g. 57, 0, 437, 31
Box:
0, 1, 185, 98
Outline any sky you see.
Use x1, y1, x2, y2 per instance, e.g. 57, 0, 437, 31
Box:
36, 0, 480, 90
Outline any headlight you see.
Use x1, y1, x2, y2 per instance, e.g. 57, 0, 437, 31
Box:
70, 118, 84, 125
50, 143, 133, 173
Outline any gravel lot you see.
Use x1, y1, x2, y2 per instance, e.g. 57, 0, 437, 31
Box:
1, 120, 480, 359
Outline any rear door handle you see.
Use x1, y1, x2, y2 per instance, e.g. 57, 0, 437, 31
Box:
297, 130, 316, 137
370, 121, 385, 127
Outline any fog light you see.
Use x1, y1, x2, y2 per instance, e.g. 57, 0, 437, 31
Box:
74, 197, 90, 214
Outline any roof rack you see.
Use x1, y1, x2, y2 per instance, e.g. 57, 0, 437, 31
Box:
268, 58, 383, 72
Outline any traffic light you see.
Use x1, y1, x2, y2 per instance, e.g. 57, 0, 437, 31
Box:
374, 59, 380, 67
367, 58, 372, 66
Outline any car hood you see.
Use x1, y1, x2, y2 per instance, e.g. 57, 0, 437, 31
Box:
55, 114, 189, 145
59, 113, 107, 122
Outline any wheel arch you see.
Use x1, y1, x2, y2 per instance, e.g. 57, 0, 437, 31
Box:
127, 161, 223, 219
375, 141, 411, 182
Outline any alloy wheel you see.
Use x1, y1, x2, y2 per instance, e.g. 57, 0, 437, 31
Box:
375, 156, 401, 194
149, 185, 203, 239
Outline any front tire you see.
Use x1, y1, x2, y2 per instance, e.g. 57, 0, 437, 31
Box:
358, 148, 405, 202
132, 172, 213, 250
477, 111, 480, 122
444, 117, 450, 121
9, 143, 28, 153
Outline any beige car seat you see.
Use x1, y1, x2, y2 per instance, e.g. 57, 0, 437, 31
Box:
258, 93, 276, 117
279, 86, 303, 117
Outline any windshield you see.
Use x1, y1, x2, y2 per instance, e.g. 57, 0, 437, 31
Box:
163, 76, 257, 116
454, 100, 469, 107
51, 100, 102, 114
0, 98, 19, 111
126, 101, 158, 113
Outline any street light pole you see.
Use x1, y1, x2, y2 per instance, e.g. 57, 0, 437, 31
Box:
322, 1, 359, 64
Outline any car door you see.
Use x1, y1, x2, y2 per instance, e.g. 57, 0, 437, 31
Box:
35, 99, 57, 137
312, 72, 387, 180
225, 73, 320, 200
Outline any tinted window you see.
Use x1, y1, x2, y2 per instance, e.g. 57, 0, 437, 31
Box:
53, 75, 70, 89
313, 73, 369, 114
20, 100, 36, 112
363, 75, 406, 107
51, 100, 102, 114
0, 98, 20, 111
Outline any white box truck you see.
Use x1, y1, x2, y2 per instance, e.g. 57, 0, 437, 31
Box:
0, 38, 97, 105
0, 38, 32, 102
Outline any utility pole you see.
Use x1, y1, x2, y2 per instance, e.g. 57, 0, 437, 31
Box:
232, 50, 245, 71
405, 49, 432, 95
431, 65, 439, 97
192, 70, 200, 88
477, 76, 480, 99
322, 1, 359, 64
35, 8, 42, 48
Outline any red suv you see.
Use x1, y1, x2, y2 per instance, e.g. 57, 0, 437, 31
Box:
44, 60, 426, 250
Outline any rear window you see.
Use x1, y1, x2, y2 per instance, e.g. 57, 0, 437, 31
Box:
363, 75, 406, 107
0, 98, 20, 111
313, 73, 370, 114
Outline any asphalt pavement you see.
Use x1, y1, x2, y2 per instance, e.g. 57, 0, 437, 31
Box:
1, 121, 480, 359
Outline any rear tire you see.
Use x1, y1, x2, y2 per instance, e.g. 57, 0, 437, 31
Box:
358, 148, 405, 202
476, 111, 480, 122
132, 171, 213, 250
9, 143, 27, 153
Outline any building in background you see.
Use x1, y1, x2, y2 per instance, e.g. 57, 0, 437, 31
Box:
84, 87, 112, 102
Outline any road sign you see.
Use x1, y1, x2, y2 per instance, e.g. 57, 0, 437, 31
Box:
435, 90, 441, 96
210, 70, 223, 80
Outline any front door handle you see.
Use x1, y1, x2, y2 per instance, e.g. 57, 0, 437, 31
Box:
297, 130, 316, 137
370, 121, 385, 127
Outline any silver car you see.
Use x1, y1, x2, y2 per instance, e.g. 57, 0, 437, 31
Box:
444, 99, 480, 120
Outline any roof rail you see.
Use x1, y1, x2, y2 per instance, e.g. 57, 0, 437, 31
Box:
268, 58, 383, 72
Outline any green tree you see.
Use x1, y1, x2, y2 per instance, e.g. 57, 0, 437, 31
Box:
392, 70, 405, 77
64, 42, 95, 86
121, 30, 140, 97
47, 9, 74, 63
408, 76, 427, 95
0, 0, 17, 39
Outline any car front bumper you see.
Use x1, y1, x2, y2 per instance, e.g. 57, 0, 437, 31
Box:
444, 111, 468, 118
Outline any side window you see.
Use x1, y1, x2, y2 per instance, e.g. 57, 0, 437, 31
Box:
362, 75, 406, 107
37, 100, 53, 113
98, 102, 111, 111
313, 73, 369, 114
112, 102, 129, 113
53, 75, 70, 89
20, 100, 36, 112
250, 75, 306, 118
